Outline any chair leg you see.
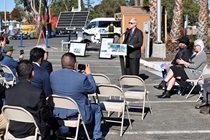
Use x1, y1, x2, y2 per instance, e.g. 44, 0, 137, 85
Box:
146, 95, 153, 115
186, 84, 196, 99
126, 106, 132, 129
82, 122, 91, 140
196, 92, 203, 102
142, 98, 145, 120
120, 109, 125, 136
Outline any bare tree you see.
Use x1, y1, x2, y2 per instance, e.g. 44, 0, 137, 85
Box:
169, 0, 183, 42
31, 0, 42, 30
197, 0, 208, 48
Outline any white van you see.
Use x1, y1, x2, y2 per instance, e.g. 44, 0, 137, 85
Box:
83, 18, 121, 42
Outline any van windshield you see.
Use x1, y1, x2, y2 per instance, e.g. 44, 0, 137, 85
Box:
85, 22, 96, 29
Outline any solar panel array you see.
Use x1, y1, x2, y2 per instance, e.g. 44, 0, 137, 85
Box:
56, 11, 89, 29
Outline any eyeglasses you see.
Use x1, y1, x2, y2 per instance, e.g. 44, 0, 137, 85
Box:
129, 22, 135, 25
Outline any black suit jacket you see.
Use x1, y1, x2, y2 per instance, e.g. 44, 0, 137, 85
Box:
123, 27, 143, 58
41, 60, 53, 74
5, 80, 51, 138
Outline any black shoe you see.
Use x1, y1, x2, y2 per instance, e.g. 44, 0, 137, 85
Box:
154, 80, 166, 90
195, 101, 208, 109
158, 91, 170, 98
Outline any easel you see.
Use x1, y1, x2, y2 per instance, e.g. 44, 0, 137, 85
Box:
36, 30, 46, 46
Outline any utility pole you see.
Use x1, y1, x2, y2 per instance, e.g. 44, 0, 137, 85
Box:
87, 0, 91, 11
4, 0, 6, 26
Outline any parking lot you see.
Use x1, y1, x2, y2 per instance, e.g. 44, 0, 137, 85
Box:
8, 35, 210, 140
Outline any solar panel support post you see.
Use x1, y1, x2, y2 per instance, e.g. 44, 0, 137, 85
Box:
68, 32, 71, 49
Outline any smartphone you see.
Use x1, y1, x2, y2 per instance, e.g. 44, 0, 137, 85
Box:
78, 64, 86, 71
20, 50, 24, 55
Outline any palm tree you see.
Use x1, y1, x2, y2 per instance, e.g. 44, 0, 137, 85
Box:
197, 0, 208, 48
139, 0, 144, 7
169, 0, 183, 42
149, 0, 157, 42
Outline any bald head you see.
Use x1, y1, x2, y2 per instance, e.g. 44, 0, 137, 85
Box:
61, 52, 76, 69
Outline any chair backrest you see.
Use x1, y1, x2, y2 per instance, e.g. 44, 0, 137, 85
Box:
1, 64, 16, 79
48, 95, 80, 112
119, 75, 146, 88
92, 73, 111, 85
97, 84, 125, 99
2, 105, 39, 128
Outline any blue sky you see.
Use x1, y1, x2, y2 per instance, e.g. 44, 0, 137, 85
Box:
0, 0, 101, 12
0, 0, 209, 12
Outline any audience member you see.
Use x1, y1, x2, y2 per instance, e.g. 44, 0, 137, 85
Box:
5, 60, 59, 139
0, 46, 23, 82
50, 52, 104, 140
195, 77, 210, 114
154, 36, 192, 90
157, 39, 207, 98
0, 83, 6, 134
35, 44, 53, 74
29, 47, 52, 96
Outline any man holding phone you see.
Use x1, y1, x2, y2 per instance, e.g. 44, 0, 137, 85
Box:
0, 46, 24, 83
50, 52, 104, 140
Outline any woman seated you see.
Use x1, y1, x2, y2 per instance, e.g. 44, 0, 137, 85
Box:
158, 39, 207, 98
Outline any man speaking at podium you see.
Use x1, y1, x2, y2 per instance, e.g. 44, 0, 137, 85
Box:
122, 18, 143, 75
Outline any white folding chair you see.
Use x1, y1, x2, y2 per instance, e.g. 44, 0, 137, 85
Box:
90, 73, 112, 103
61, 40, 71, 51
1, 64, 16, 87
92, 73, 111, 85
97, 84, 132, 136
2, 105, 41, 140
119, 75, 153, 120
48, 95, 90, 140
185, 64, 208, 99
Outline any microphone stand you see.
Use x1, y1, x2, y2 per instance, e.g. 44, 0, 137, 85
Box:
115, 29, 129, 75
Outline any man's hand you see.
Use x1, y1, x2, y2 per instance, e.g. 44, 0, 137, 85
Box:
83, 64, 91, 74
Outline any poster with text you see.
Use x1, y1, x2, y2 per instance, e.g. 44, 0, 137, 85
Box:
69, 42, 86, 56
109, 44, 127, 56
99, 38, 113, 59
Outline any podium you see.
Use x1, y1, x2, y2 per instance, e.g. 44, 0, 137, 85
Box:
109, 44, 127, 75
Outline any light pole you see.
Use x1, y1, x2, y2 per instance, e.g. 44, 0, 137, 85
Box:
4, 0, 6, 27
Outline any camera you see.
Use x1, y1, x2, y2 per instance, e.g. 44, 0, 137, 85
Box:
78, 64, 86, 71
20, 50, 24, 55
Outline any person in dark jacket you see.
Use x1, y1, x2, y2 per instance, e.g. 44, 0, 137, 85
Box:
5, 60, 59, 139
122, 18, 143, 75
35, 44, 53, 74
30, 47, 52, 96
154, 36, 192, 90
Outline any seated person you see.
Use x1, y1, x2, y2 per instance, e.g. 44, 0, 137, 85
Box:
154, 36, 192, 90
195, 77, 210, 114
0, 83, 6, 133
5, 60, 59, 139
0, 46, 23, 82
50, 52, 104, 140
30, 47, 52, 96
157, 39, 207, 98
35, 44, 53, 74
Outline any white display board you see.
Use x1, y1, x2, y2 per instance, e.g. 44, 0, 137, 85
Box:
109, 44, 127, 56
69, 42, 86, 56
99, 38, 113, 59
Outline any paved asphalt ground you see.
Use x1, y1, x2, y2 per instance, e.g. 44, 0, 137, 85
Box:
8, 34, 210, 140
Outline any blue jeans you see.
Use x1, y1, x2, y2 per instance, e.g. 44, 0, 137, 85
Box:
58, 103, 102, 139
161, 63, 171, 80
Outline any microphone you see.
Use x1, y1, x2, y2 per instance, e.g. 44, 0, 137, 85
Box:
122, 28, 130, 35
